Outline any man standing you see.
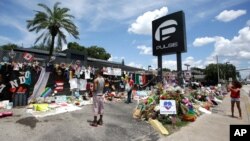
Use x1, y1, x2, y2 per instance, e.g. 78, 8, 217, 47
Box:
90, 70, 105, 127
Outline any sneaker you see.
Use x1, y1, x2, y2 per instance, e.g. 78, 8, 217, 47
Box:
90, 121, 98, 127
97, 120, 103, 125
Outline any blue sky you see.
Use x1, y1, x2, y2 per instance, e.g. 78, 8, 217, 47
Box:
0, 0, 250, 78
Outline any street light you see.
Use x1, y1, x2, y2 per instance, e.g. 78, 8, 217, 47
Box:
184, 63, 190, 71
148, 65, 151, 71
216, 55, 220, 83
225, 62, 230, 81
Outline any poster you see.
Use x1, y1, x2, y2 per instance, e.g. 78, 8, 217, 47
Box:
160, 100, 177, 115
103, 67, 121, 76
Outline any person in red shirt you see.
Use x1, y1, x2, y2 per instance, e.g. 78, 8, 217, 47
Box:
125, 77, 134, 104
228, 80, 242, 119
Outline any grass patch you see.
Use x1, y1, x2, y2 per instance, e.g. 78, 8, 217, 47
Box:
159, 116, 190, 135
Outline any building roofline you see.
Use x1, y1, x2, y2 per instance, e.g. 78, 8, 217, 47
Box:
13, 48, 66, 57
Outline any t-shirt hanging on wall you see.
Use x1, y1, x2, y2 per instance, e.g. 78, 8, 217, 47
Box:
55, 81, 64, 92
24, 70, 31, 85
69, 78, 78, 90
85, 70, 91, 79
139, 75, 143, 85
79, 79, 87, 91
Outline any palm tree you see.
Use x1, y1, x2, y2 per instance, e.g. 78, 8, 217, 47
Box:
27, 2, 79, 60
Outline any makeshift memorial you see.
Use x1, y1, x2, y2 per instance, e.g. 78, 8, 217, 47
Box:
132, 81, 225, 136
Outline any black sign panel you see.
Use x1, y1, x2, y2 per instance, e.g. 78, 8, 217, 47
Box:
230, 125, 250, 141
152, 11, 187, 56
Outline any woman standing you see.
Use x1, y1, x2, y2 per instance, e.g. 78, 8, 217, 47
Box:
125, 77, 134, 104
228, 80, 242, 119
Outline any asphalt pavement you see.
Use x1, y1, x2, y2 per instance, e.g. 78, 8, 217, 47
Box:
0, 99, 160, 141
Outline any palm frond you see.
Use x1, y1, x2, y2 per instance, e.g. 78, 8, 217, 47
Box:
58, 30, 67, 44
53, 2, 61, 13
35, 32, 45, 44
56, 30, 66, 50
38, 3, 53, 16
59, 7, 70, 15
27, 2, 79, 51
42, 32, 51, 45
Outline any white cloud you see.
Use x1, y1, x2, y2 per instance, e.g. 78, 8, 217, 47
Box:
137, 45, 152, 55
127, 62, 143, 69
151, 56, 204, 71
108, 55, 125, 62
217, 27, 250, 58
10, 0, 165, 31
204, 56, 217, 66
215, 9, 247, 22
193, 37, 216, 47
61, 0, 92, 20
247, 20, 250, 26
162, 60, 177, 70
14, 0, 91, 20
86, 0, 166, 31
151, 58, 177, 70
183, 56, 204, 69
0, 15, 27, 33
128, 7, 168, 35
0, 14, 37, 47
238, 51, 250, 59
0, 36, 14, 45
195, 26, 250, 59
201, 26, 250, 67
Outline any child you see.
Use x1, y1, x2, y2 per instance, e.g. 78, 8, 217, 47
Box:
228, 80, 242, 119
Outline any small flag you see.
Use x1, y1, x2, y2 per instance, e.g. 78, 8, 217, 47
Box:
23, 52, 33, 61
55, 81, 64, 92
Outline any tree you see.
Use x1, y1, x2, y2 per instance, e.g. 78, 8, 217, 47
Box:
223, 63, 237, 80
162, 68, 171, 72
67, 42, 111, 60
191, 67, 204, 73
27, 2, 79, 60
204, 63, 237, 84
0, 43, 19, 50
68, 42, 86, 52
204, 64, 218, 84
87, 46, 111, 60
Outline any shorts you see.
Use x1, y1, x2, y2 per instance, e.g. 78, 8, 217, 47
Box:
93, 95, 104, 116
231, 98, 240, 102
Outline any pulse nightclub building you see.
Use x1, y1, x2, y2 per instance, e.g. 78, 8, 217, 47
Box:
1, 48, 144, 72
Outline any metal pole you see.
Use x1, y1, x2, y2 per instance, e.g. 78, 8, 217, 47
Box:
216, 55, 220, 83
177, 52, 183, 86
158, 55, 162, 81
